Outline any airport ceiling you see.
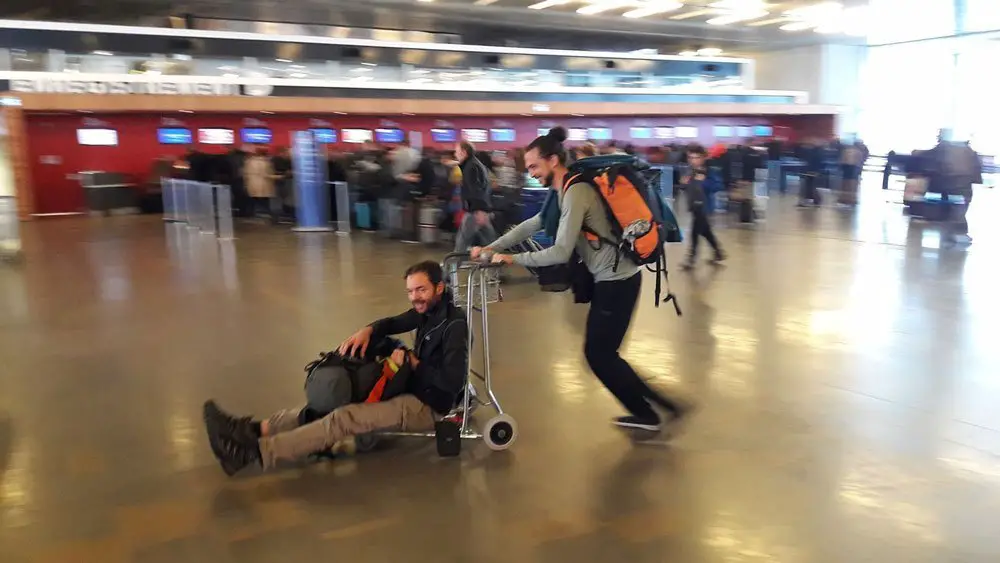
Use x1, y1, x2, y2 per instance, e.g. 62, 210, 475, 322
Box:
0, 0, 868, 52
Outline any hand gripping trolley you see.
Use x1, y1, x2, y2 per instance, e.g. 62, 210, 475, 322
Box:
357, 252, 517, 456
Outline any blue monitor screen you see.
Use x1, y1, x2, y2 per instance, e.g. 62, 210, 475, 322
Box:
588, 127, 612, 141
753, 125, 774, 137
241, 128, 272, 144
431, 128, 457, 143
157, 128, 192, 144
714, 125, 733, 138
311, 128, 337, 143
490, 128, 516, 143
375, 128, 405, 143
629, 127, 652, 140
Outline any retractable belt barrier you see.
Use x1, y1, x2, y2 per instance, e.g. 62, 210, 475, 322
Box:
161, 178, 235, 241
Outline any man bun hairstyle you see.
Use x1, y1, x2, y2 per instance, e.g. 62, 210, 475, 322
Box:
527, 125, 568, 166
547, 126, 568, 144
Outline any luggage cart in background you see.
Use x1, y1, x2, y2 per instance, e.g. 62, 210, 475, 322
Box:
369, 253, 517, 455
0, 196, 21, 263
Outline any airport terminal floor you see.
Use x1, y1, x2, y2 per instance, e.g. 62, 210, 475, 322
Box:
1, 189, 999, 562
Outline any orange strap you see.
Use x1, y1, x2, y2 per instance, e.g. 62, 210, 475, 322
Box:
365, 360, 399, 403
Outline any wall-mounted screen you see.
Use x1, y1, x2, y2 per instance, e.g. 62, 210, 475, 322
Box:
588, 127, 613, 141
537, 128, 550, 137
431, 128, 457, 143
629, 127, 652, 140
713, 125, 733, 138
568, 128, 588, 142
490, 128, 516, 143
157, 128, 192, 145
311, 128, 337, 143
342, 129, 373, 144
462, 129, 488, 144
77, 128, 118, 146
198, 128, 235, 145
375, 128, 405, 144
654, 127, 675, 140
241, 128, 272, 144
675, 126, 698, 139
753, 125, 774, 137
736, 126, 752, 138
431, 129, 458, 143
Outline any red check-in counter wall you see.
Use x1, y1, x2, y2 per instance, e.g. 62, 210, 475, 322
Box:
17, 111, 834, 216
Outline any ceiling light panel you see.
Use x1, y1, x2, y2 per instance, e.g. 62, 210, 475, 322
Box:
578, 0, 635, 15
528, 0, 571, 9
623, 1, 684, 18
670, 8, 714, 20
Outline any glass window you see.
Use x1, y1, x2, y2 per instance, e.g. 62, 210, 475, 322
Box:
963, 0, 1000, 32
954, 42, 1000, 155
867, 0, 955, 44
859, 42, 957, 154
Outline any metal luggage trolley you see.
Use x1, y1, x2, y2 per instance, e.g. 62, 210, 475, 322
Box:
364, 252, 518, 455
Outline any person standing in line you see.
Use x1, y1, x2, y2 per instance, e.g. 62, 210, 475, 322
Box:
472, 127, 691, 433
680, 145, 726, 269
227, 145, 251, 217
271, 146, 295, 223
453, 140, 495, 252
244, 147, 277, 221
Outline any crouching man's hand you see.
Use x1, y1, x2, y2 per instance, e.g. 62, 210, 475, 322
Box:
338, 326, 373, 358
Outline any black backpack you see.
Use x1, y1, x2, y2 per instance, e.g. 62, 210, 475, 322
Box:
297, 337, 404, 424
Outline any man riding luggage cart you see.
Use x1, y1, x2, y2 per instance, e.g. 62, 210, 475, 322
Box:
202, 258, 515, 475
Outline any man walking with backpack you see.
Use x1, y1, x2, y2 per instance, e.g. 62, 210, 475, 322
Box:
680, 145, 726, 270
472, 127, 690, 434
453, 140, 496, 251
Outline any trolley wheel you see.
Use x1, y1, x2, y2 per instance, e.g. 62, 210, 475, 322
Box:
483, 414, 518, 451
355, 433, 379, 453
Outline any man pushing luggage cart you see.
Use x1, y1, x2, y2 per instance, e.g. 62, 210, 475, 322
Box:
475, 127, 693, 437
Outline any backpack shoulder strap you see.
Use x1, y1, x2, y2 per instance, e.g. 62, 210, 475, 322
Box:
562, 172, 585, 193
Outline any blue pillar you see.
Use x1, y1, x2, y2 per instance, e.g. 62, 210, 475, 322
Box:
652, 165, 673, 200
767, 160, 781, 193
291, 131, 332, 232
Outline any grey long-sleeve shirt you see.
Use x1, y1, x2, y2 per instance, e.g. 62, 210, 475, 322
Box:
489, 182, 638, 283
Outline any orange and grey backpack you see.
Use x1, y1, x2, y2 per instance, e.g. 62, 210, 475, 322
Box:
566, 155, 683, 314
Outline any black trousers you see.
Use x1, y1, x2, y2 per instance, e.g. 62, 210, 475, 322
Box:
689, 206, 721, 259
584, 273, 677, 420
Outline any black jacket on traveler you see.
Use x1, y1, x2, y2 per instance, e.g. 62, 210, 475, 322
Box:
368, 294, 468, 415
459, 155, 492, 212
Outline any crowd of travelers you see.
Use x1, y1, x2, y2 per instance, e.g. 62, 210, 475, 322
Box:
149, 134, 994, 244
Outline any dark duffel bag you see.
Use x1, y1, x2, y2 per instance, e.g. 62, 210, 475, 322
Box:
298, 338, 403, 424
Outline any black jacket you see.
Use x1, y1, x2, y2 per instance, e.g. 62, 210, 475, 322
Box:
460, 155, 492, 212
368, 296, 468, 415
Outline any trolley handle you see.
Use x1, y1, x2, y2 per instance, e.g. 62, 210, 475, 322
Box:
442, 251, 505, 270
443, 251, 472, 262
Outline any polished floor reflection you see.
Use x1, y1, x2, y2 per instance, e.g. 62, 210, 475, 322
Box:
1, 191, 998, 562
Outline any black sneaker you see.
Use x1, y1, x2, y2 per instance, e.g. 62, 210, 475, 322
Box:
612, 415, 661, 432
651, 396, 696, 438
203, 412, 262, 476
203, 400, 259, 446
710, 251, 726, 264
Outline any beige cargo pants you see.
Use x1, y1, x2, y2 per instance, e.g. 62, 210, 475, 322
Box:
258, 394, 436, 469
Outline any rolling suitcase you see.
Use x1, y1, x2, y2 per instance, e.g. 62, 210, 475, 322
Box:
355, 202, 373, 230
